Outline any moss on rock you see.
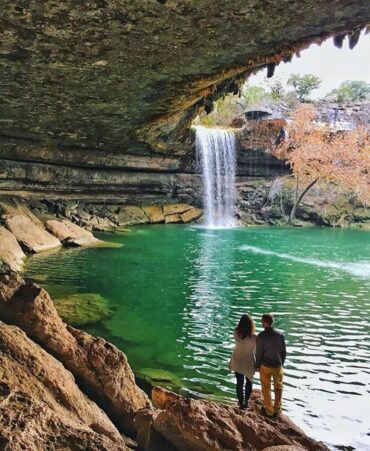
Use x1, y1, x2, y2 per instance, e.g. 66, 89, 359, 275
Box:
136, 368, 183, 392
54, 293, 112, 327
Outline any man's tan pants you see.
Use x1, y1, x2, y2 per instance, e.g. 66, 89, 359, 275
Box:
260, 365, 283, 416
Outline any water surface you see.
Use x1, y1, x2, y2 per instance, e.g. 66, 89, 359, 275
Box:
23, 226, 370, 449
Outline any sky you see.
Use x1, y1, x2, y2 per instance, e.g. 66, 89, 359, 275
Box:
249, 30, 370, 99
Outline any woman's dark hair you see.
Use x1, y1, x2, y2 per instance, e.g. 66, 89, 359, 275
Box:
235, 314, 255, 339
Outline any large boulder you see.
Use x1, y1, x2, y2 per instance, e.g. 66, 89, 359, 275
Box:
45, 218, 99, 246
0, 227, 25, 271
145, 387, 329, 451
4, 214, 61, 253
181, 207, 203, 223
142, 206, 165, 224
0, 321, 128, 450
0, 273, 150, 436
117, 206, 149, 226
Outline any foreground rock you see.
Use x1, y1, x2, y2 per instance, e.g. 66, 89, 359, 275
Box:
4, 214, 61, 253
46, 218, 99, 246
0, 227, 25, 271
0, 321, 128, 450
134, 387, 329, 451
0, 272, 150, 436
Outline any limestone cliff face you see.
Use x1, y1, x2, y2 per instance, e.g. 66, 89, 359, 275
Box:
0, 1, 369, 199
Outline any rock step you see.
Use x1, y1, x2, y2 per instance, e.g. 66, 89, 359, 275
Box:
134, 386, 330, 451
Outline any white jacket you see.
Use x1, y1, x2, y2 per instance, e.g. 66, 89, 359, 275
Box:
229, 330, 256, 381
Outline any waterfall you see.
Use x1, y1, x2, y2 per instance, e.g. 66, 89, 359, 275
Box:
195, 126, 237, 228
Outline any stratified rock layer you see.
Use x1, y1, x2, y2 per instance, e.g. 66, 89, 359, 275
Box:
1, 2, 369, 198
0, 321, 128, 451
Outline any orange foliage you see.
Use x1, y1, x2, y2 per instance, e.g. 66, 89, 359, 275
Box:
275, 104, 370, 205
245, 119, 286, 150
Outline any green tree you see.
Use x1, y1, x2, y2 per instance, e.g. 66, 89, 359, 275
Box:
287, 73, 321, 101
241, 84, 270, 107
270, 79, 285, 100
326, 80, 370, 103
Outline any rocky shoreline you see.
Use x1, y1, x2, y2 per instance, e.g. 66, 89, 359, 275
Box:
0, 196, 203, 272
0, 269, 330, 450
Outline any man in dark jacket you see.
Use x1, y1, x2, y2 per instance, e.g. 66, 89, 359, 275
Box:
256, 313, 286, 418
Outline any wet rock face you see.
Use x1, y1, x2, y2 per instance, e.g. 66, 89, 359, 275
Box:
0, 1, 369, 197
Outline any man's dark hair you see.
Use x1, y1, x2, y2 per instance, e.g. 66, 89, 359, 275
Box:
262, 313, 273, 326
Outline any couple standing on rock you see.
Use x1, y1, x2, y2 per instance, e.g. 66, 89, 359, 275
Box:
229, 313, 286, 417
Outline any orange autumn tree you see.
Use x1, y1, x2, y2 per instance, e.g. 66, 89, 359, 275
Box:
274, 104, 370, 224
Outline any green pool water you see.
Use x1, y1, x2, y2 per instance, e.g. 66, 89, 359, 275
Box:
23, 225, 370, 449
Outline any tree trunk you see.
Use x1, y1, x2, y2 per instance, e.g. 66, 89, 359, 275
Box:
288, 178, 319, 225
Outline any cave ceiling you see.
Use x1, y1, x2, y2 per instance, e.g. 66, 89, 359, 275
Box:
1, 1, 370, 159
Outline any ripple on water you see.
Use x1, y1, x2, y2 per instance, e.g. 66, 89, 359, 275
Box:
22, 226, 370, 449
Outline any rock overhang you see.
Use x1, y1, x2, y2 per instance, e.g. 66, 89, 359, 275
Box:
1, 0, 369, 160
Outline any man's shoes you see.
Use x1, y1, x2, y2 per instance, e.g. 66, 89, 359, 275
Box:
260, 406, 274, 418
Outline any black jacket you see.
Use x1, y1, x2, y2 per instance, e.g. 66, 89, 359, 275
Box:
256, 327, 286, 369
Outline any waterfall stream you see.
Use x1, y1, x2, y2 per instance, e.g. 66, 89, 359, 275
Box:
195, 126, 237, 227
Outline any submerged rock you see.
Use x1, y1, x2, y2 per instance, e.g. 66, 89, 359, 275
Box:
54, 292, 112, 326
136, 368, 183, 393
0, 321, 128, 450
0, 273, 150, 436
4, 214, 61, 253
0, 227, 25, 272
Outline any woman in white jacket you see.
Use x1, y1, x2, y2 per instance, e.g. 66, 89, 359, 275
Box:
229, 314, 256, 409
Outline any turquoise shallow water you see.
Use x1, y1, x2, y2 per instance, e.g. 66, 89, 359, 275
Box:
23, 225, 370, 449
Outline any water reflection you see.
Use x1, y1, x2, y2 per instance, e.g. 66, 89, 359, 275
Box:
179, 229, 237, 396
23, 226, 370, 449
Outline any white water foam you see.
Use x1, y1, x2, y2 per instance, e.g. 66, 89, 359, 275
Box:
195, 126, 236, 228
241, 245, 370, 278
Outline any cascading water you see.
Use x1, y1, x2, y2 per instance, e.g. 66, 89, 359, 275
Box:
195, 126, 237, 227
